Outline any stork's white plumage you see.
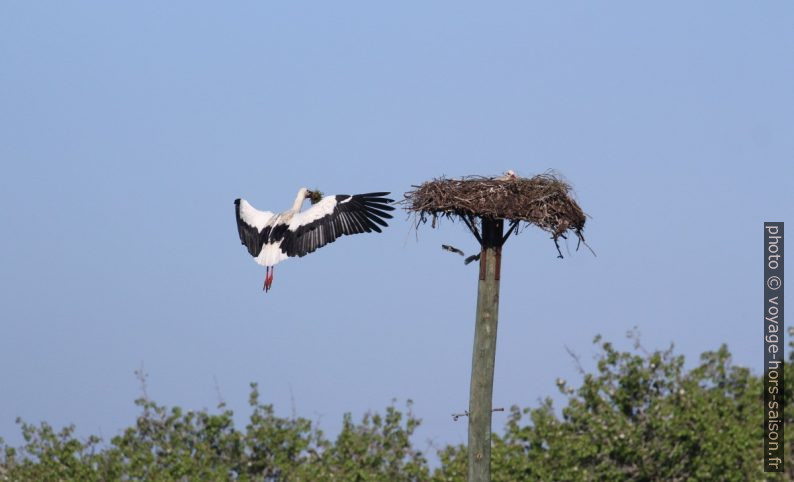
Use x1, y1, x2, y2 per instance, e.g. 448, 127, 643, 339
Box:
234, 188, 394, 292
495, 170, 517, 181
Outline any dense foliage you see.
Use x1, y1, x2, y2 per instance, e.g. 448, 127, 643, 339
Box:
2, 334, 787, 481
435, 335, 770, 481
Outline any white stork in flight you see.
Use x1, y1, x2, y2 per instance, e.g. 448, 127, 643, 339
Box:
234, 188, 394, 292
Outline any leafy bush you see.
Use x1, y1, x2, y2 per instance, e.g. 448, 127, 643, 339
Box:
2, 334, 782, 481
435, 335, 768, 481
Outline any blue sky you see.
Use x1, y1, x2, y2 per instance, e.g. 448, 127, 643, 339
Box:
1, 1, 792, 455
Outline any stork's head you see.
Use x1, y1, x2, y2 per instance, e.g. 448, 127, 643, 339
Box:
305, 188, 324, 205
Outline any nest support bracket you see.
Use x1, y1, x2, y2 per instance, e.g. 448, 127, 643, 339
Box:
465, 216, 518, 249
501, 220, 519, 245
461, 215, 483, 245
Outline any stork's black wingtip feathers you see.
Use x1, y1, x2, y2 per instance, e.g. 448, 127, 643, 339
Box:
360, 193, 395, 207
234, 198, 241, 205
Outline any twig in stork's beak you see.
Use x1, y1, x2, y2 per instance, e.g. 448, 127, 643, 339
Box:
306, 189, 324, 204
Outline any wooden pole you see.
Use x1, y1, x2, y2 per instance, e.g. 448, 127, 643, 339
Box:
468, 217, 503, 482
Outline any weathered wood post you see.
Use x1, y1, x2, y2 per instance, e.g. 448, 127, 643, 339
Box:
403, 173, 588, 482
468, 217, 503, 482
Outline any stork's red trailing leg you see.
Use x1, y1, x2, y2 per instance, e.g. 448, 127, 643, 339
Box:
264, 266, 274, 292
262, 266, 271, 292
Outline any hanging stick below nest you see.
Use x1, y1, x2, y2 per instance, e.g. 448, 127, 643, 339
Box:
577, 236, 597, 257
554, 237, 564, 258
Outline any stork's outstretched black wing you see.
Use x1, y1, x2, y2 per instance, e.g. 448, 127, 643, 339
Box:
234, 198, 276, 257
280, 192, 394, 258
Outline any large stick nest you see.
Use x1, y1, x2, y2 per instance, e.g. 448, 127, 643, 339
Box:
404, 172, 589, 253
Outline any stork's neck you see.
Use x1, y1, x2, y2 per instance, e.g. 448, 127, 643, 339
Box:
291, 188, 308, 211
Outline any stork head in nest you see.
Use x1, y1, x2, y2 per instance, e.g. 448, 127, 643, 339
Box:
305, 189, 324, 204
495, 170, 517, 181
